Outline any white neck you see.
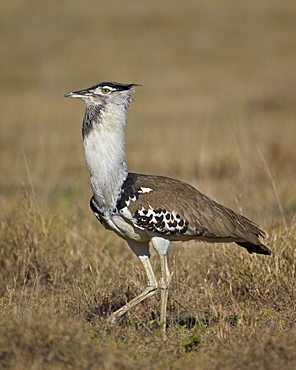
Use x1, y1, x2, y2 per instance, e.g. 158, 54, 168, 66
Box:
83, 102, 128, 214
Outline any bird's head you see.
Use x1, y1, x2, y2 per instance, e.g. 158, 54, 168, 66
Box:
64, 82, 139, 109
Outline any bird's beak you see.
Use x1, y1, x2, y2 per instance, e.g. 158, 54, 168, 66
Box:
64, 89, 90, 99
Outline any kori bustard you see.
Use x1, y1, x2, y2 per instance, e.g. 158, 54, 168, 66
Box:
64, 82, 271, 333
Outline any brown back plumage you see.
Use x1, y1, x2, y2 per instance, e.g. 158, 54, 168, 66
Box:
117, 173, 271, 255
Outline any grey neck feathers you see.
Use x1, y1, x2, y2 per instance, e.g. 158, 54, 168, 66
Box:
82, 103, 103, 139
82, 102, 128, 214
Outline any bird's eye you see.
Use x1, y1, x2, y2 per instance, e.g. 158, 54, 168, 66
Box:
101, 87, 111, 94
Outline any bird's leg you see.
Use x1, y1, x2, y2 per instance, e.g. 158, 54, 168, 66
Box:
150, 236, 171, 334
159, 254, 171, 334
108, 243, 158, 324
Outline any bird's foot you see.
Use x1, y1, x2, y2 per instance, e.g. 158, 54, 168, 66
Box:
107, 313, 117, 325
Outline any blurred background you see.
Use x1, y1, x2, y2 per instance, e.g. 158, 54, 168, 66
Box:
1, 0, 296, 227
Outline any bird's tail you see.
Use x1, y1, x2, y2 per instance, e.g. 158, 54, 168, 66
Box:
236, 242, 272, 255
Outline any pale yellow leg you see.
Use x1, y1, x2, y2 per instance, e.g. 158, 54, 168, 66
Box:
159, 254, 171, 334
108, 257, 158, 323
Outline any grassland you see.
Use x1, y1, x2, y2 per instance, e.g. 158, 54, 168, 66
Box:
0, 0, 295, 368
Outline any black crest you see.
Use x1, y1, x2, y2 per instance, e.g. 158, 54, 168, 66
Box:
90, 82, 140, 91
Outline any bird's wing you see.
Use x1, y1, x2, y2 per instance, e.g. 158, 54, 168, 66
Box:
117, 173, 266, 247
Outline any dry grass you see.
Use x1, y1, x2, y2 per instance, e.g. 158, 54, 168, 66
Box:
1, 0, 296, 369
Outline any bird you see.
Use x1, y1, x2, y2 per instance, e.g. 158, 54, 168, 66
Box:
64, 82, 271, 333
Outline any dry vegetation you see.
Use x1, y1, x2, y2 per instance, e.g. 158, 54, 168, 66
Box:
0, 0, 295, 369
